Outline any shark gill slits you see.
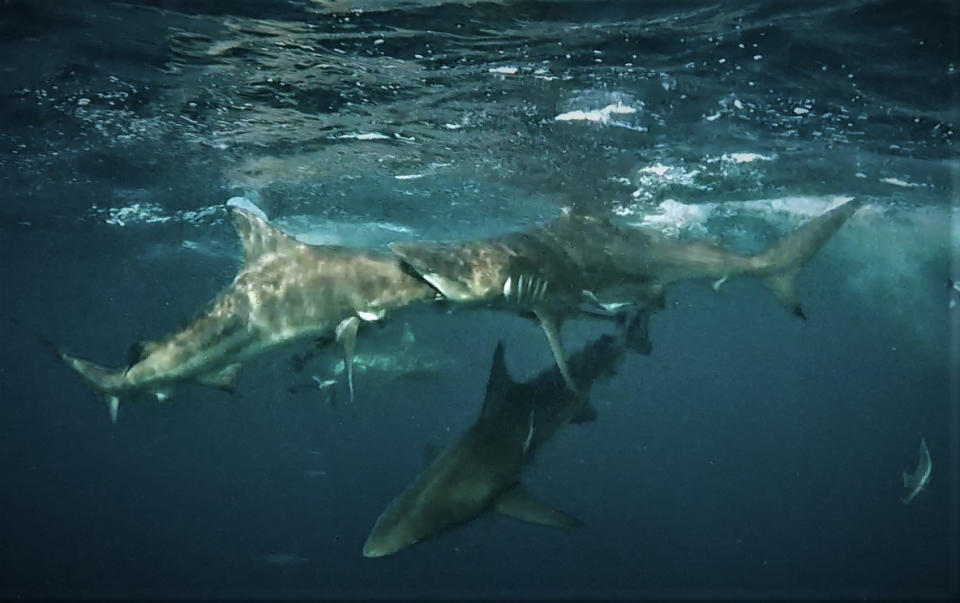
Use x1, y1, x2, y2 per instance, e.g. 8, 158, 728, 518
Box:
504, 274, 548, 305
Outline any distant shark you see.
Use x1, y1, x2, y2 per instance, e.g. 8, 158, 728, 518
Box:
287, 323, 457, 402
362, 317, 643, 558
391, 199, 861, 390
60, 203, 438, 421
901, 437, 932, 504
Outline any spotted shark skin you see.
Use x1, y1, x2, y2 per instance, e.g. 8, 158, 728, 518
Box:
60, 207, 437, 421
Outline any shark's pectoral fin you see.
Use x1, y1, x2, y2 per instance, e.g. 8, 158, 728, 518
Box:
902, 470, 912, 489
336, 316, 360, 403
533, 306, 577, 392
196, 363, 242, 392
494, 484, 583, 529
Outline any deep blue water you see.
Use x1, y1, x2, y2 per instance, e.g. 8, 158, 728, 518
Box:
0, 0, 957, 600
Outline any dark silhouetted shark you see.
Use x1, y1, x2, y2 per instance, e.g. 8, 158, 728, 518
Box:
362, 318, 642, 558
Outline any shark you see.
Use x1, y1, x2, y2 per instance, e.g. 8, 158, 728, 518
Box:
391, 198, 862, 390
60, 203, 438, 421
362, 316, 643, 558
287, 322, 458, 402
901, 436, 932, 504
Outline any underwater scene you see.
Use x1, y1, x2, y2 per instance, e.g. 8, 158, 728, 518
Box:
0, 0, 957, 600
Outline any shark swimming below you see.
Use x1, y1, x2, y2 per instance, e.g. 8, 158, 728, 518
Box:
901, 436, 932, 504
361, 317, 644, 558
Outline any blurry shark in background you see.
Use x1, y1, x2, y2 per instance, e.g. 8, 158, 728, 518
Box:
60, 199, 438, 421
391, 198, 861, 390
288, 323, 457, 402
901, 437, 932, 504
362, 315, 646, 558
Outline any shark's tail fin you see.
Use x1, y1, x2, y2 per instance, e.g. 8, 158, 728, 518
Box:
60, 352, 126, 422
754, 198, 861, 319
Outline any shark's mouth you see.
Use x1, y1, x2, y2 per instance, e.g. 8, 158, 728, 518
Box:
397, 259, 448, 300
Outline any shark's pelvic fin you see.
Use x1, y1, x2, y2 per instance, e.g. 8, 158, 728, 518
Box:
493, 484, 583, 529
195, 363, 242, 392
569, 402, 598, 424
106, 395, 120, 423
336, 316, 360, 402
533, 306, 577, 392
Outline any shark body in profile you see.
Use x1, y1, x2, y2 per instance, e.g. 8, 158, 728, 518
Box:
901, 437, 932, 504
362, 320, 641, 558
61, 196, 859, 421
391, 199, 861, 389
60, 204, 438, 421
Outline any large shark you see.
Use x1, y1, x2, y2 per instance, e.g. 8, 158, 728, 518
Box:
60, 204, 438, 421
362, 319, 640, 558
391, 199, 861, 389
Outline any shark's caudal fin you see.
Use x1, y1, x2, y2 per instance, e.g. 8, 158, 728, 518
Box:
59, 352, 126, 422
755, 198, 862, 318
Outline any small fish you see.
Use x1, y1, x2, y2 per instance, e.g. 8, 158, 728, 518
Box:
901, 437, 932, 504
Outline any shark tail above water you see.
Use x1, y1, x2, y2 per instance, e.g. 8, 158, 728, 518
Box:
753, 198, 862, 318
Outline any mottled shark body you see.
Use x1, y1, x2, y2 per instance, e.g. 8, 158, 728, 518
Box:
362, 325, 636, 558
391, 199, 862, 389
61, 206, 437, 421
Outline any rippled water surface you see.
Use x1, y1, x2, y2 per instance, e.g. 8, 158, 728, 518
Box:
0, 0, 957, 599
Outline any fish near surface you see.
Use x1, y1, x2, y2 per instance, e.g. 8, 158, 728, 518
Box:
362, 320, 641, 558
60, 204, 437, 421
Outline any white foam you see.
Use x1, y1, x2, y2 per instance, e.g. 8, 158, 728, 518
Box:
722, 152, 773, 164
879, 177, 920, 188
489, 66, 518, 75
337, 132, 391, 141
554, 102, 637, 124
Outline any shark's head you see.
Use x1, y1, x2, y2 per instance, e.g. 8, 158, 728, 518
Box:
362, 519, 418, 558
391, 241, 511, 302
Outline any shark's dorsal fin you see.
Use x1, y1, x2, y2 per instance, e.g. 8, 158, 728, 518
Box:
230, 208, 304, 265
493, 484, 582, 529
196, 363, 241, 392
480, 342, 517, 422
